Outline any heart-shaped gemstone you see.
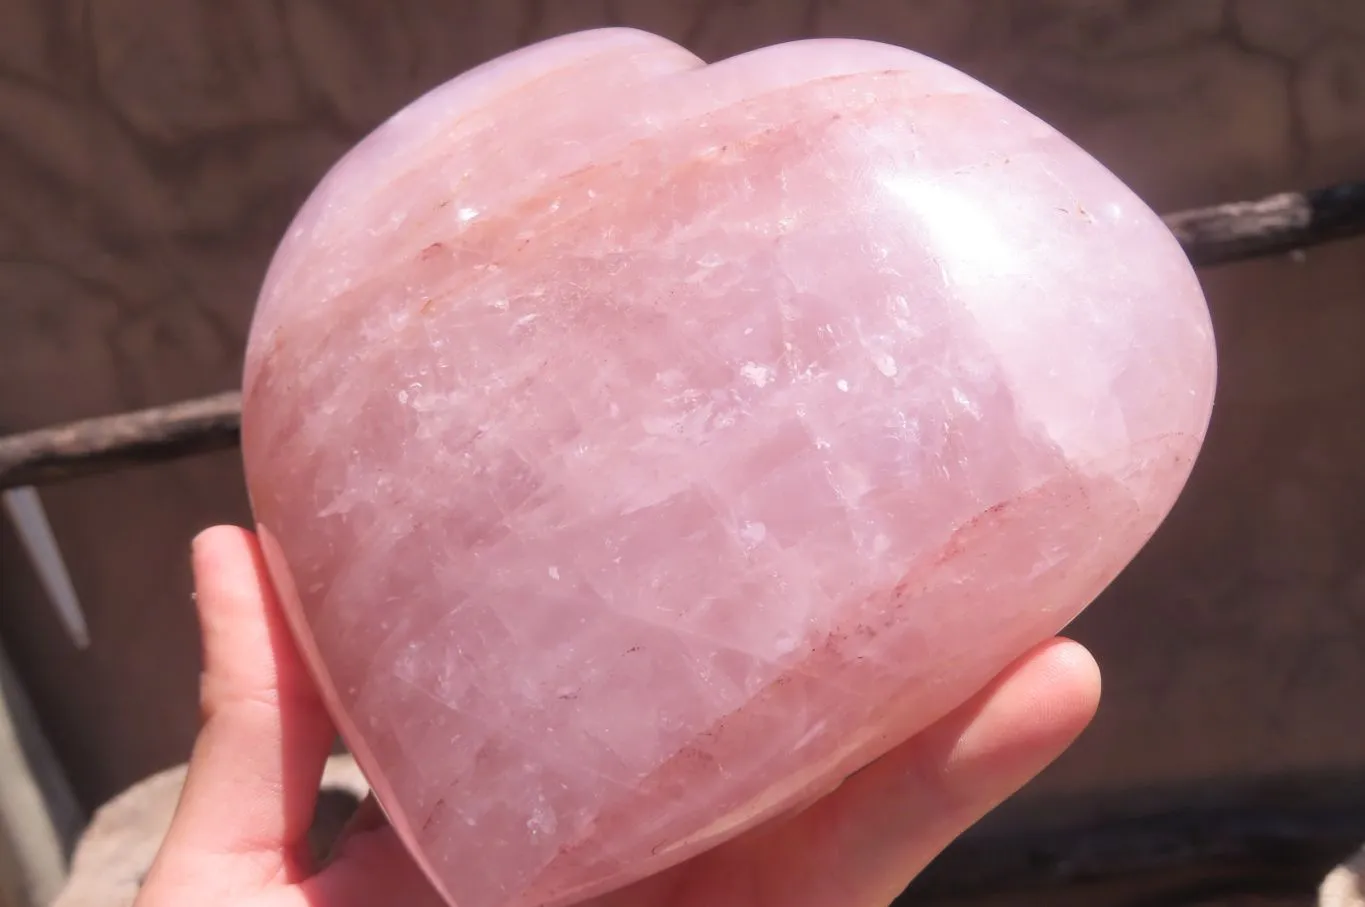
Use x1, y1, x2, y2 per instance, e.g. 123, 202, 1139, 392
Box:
241, 28, 1216, 907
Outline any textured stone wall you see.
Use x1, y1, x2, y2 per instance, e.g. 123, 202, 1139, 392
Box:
1, 0, 1363, 840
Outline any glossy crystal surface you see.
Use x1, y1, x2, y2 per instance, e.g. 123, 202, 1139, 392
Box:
242, 28, 1216, 907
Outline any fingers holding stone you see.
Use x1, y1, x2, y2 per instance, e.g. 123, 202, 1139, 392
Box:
805, 638, 1100, 905
720, 637, 1101, 907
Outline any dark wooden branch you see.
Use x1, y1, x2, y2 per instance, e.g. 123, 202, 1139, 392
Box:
1, 182, 1363, 492
0, 392, 241, 490
1167, 181, 1365, 267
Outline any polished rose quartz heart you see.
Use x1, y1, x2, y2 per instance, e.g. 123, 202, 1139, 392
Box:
241, 27, 1217, 907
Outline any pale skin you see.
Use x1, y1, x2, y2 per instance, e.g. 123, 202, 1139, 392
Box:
135, 525, 1101, 907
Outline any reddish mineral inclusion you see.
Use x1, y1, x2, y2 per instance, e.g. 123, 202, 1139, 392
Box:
241, 28, 1216, 907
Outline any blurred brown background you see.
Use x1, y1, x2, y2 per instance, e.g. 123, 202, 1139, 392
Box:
1, 0, 1364, 861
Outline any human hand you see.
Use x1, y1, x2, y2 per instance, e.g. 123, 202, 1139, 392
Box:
135, 525, 1100, 907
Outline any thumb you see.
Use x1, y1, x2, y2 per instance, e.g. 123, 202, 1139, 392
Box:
140, 526, 338, 897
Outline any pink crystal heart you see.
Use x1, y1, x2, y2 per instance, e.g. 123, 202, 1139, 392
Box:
241, 27, 1216, 907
